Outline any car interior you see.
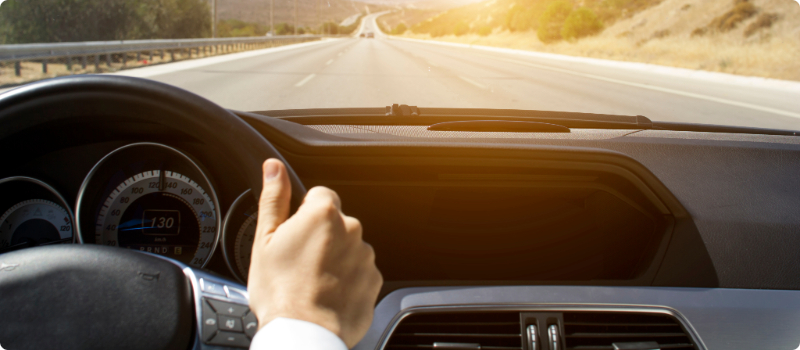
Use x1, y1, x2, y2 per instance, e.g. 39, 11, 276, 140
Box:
1, 75, 799, 350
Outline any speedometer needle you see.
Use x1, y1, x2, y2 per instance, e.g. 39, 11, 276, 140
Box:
159, 169, 167, 191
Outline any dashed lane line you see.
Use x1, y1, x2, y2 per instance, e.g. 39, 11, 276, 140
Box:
459, 76, 487, 90
295, 74, 316, 87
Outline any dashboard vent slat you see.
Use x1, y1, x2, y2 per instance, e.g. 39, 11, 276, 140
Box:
383, 310, 698, 350
563, 312, 697, 350
385, 312, 522, 350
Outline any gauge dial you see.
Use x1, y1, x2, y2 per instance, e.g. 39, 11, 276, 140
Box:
0, 177, 75, 254
233, 211, 257, 280
0, 199, 73, 253
222, 190, 258, 282
77, 143, 221, 269
96, 170, 217, 267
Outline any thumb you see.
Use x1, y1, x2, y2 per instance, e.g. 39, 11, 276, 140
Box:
256, 158, 292, 239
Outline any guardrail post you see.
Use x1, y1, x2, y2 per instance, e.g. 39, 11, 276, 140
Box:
122, 52, 127, 67
66, 56, 72, 71
94, 55, 100, 71
106, 54, 111, 67
170, 50, 175, 61
82, 56, 87, 69
14, 62, 21, 76
188, 48, 192, 58
136, 52, 140, 62
160, 50, 164, 60
42, 60, 47, 73
149, 51, 153, 62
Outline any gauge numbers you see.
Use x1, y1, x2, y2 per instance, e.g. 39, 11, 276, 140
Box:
0, 199, 72, 252
96, 170, 217, 267
233, 212, 257, 280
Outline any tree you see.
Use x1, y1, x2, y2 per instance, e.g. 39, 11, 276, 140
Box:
537, 0, 573, 43
561, 7, 603, 41
0, 0, 210, 44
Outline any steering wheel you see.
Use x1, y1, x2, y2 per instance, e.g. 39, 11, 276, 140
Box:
0, 75, 307, 350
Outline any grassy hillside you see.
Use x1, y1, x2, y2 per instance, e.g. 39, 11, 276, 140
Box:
217, 0, 388, 31
382, 0, 800, 80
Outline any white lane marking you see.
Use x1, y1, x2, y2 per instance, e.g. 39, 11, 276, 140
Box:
459, 76, 487, 89
494, 56, 800, 120
295, 74, 316, 87
326, 59, 334, 65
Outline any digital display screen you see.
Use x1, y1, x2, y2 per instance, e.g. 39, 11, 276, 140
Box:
141, 210, 180, 235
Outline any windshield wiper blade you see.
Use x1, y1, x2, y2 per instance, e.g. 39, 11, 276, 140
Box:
255, 107, 655, 130
251, 107, 800, 136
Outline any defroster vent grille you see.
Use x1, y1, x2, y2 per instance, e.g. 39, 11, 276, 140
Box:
563, 312, 697, 350
385, 311, 523, 350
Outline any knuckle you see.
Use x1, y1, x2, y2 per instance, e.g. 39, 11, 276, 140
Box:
362, 242, 376, 262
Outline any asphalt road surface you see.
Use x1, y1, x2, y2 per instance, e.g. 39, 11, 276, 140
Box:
140, 13, 800, 130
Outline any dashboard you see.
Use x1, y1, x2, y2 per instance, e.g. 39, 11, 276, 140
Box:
3, 101, 800, 349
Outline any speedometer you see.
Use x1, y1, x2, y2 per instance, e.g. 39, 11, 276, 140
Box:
77, 143, 221, 268
96, 170, 217, 266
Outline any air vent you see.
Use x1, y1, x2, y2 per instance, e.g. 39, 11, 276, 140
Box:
385, 311, 522, 350
562, 312, 697, 350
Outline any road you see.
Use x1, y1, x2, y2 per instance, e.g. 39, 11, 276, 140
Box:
137, 13, 800, 130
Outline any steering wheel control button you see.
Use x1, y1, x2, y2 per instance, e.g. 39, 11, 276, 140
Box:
210, 331, 251, 348
226, 286, 249, 303
243, 312, 258, 338
219, 315, 244, 332
201, 299, 219, 341
207, 298, 249, 317
200, 278, 226, 296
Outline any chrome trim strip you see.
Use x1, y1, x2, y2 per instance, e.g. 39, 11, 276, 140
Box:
221, 189, 252, 283
0, 176, 77, 244
74, 142, 222, 268
376, 304, 706, 350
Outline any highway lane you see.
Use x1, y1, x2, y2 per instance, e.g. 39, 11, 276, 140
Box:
138, 12, 800, 130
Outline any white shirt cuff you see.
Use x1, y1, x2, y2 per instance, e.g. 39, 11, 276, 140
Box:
250, 317, 348, 350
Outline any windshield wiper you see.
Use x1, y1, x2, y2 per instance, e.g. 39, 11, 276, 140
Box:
252, 106, 800, 136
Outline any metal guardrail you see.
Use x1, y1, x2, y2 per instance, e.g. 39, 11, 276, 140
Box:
0, 35, 338, 76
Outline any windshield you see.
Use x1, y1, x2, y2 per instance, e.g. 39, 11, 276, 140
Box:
1, 0, 799, 130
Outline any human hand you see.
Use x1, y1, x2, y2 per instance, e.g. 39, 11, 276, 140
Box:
247, 159, 383, 348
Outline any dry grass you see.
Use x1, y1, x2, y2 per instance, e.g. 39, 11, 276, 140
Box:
400, 30, 800, 81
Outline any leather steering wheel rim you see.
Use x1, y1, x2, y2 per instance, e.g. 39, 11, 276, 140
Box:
0, 75, 308, 350
0, 74, 307, 210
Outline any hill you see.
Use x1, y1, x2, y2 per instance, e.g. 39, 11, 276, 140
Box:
381, 0, 800, 80
217, 0, 389, 30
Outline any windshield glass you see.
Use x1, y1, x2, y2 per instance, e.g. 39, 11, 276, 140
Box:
1, 0, 799, 130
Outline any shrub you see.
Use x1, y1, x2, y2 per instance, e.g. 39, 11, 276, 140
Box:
709, 0, 758, 32
454, 21, 469, 36
744, 13, 779, 37
277, 23, 298, 35
561, 7, 603, 41
477, 25, 493, 36
430, 27, 448, 37
392, 23, 408, 35
537, 0, 573, 43
217, 19, 268, 37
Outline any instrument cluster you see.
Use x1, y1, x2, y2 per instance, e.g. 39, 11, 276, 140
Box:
1, 141, 261, 279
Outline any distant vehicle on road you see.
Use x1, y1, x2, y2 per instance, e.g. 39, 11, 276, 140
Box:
366, 32, 374, 38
